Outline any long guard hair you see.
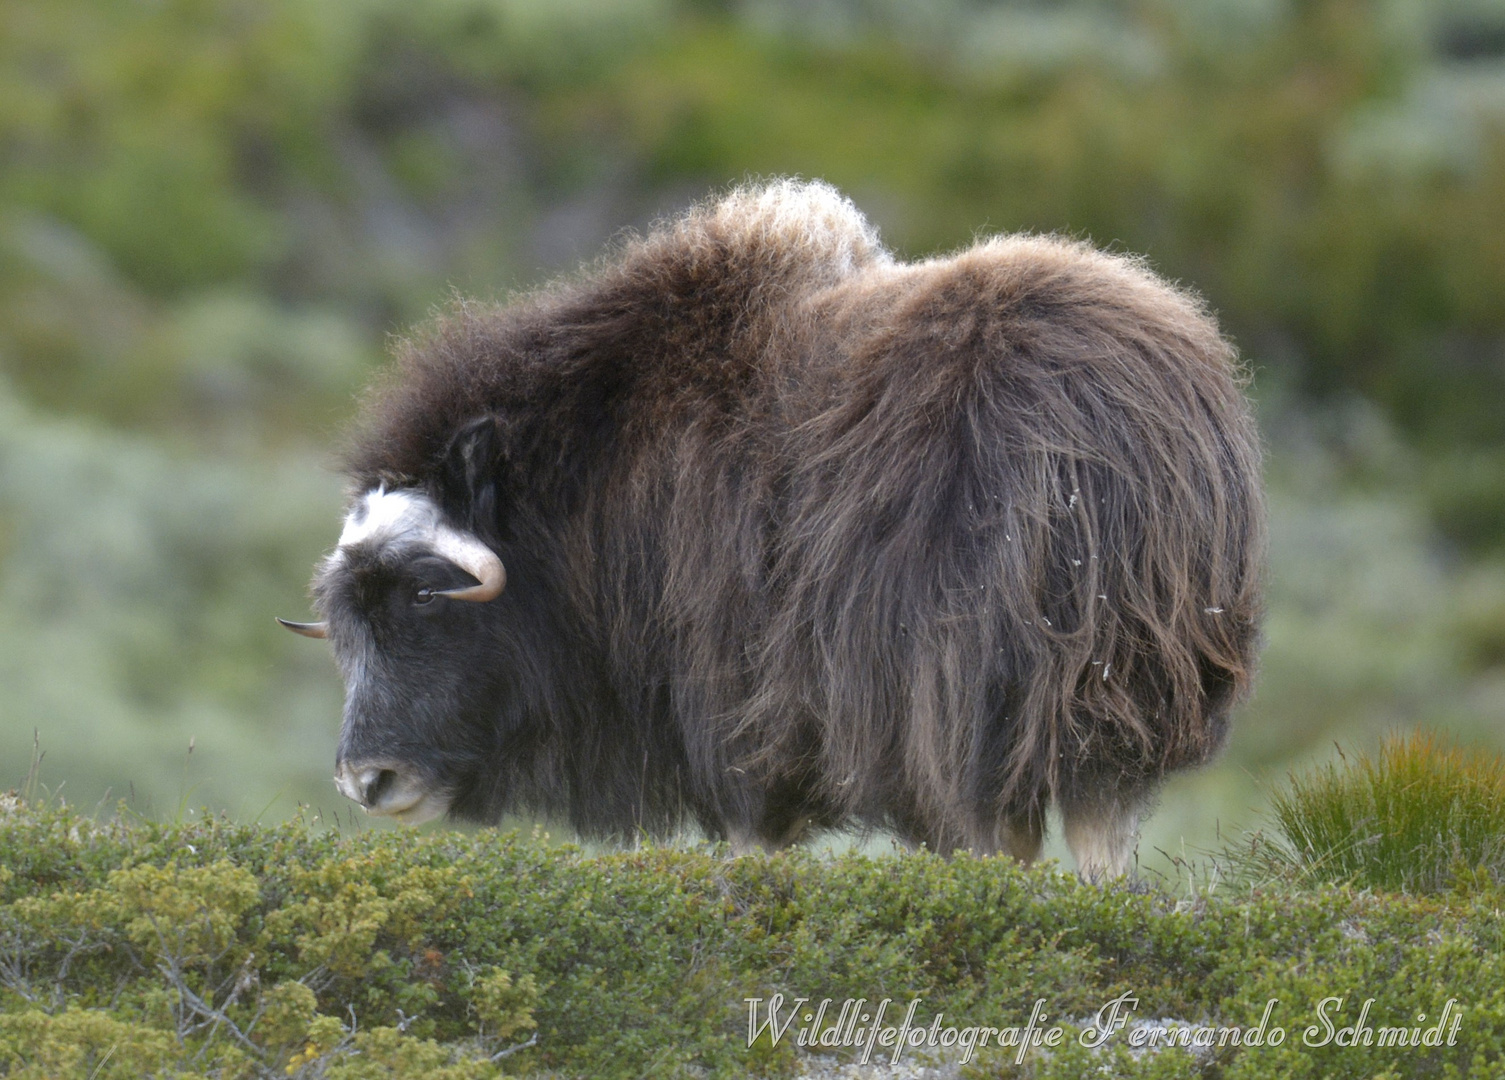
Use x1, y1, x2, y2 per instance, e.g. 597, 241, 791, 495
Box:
342, 180, 1264, 859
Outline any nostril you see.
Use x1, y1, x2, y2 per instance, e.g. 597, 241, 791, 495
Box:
362, 768, 397, 807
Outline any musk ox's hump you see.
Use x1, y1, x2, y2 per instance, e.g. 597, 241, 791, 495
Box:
344, 182, 888, 487
620, 179, 890, 296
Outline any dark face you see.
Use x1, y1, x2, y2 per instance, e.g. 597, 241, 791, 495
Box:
308, 487, 509, 824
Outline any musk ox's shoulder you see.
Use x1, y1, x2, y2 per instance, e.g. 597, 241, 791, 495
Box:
345, 181, 887, 489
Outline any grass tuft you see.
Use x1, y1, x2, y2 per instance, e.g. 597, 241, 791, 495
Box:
1249, 731, 1505, 894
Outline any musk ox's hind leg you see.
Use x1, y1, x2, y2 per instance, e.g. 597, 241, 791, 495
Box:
886, 796, 1043, 862
995, 814, 1044, 865
723, 772, 839, 855
888, 816, 1040, 861
726, 816, 813, 857
1059, 784, 1153, 882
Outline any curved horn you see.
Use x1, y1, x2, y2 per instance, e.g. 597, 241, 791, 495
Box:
277, 617, 329, 639
432, 528, 506, 603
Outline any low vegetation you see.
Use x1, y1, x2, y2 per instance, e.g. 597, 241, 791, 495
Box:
1243, 732, 1505, 895
2, 789, 1503, 1079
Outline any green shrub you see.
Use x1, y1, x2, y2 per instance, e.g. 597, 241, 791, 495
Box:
2, 797, 1505, 1077
1254, 731, 1505, 894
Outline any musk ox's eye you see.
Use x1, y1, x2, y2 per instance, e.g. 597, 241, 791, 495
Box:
413, 588, 436, 606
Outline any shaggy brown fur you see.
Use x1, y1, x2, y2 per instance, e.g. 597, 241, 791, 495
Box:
339, 180, 1264, 875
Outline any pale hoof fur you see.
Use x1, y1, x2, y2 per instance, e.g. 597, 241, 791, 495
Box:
1061, 791, 1145, 882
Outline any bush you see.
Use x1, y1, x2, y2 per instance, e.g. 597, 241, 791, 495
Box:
2, 796, 1504, 1077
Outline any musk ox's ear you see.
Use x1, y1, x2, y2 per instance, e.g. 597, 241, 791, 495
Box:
437, 415, 506, 532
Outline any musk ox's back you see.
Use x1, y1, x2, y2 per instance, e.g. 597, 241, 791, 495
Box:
315, 181, 1263, 878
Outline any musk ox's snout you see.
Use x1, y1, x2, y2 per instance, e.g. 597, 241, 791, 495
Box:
334, 759, 449, 824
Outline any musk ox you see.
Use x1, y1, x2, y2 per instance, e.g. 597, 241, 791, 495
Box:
281, 180, 1264, 879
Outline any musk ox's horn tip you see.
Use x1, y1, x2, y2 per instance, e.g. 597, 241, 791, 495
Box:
433, 533, 506, 603
435, 563, 505, 603
277, 617, 329, 639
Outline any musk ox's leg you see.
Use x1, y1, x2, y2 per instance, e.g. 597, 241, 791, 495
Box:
723, 766, 834, 855
899, 820, 1035, 860
996, 816, 1044, 865
768, 813, 814, 847
952, 809, 1041, 863
726, 829, 764, 857
884, 792, 954, 856
726, 813, 814, 856
1059, 786, 1150, 882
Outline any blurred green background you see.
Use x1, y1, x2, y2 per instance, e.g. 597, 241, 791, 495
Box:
3, 0, 1505, 868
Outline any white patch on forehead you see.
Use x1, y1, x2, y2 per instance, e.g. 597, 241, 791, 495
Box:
331, 485, 501, 595
338, 487, 441, 551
